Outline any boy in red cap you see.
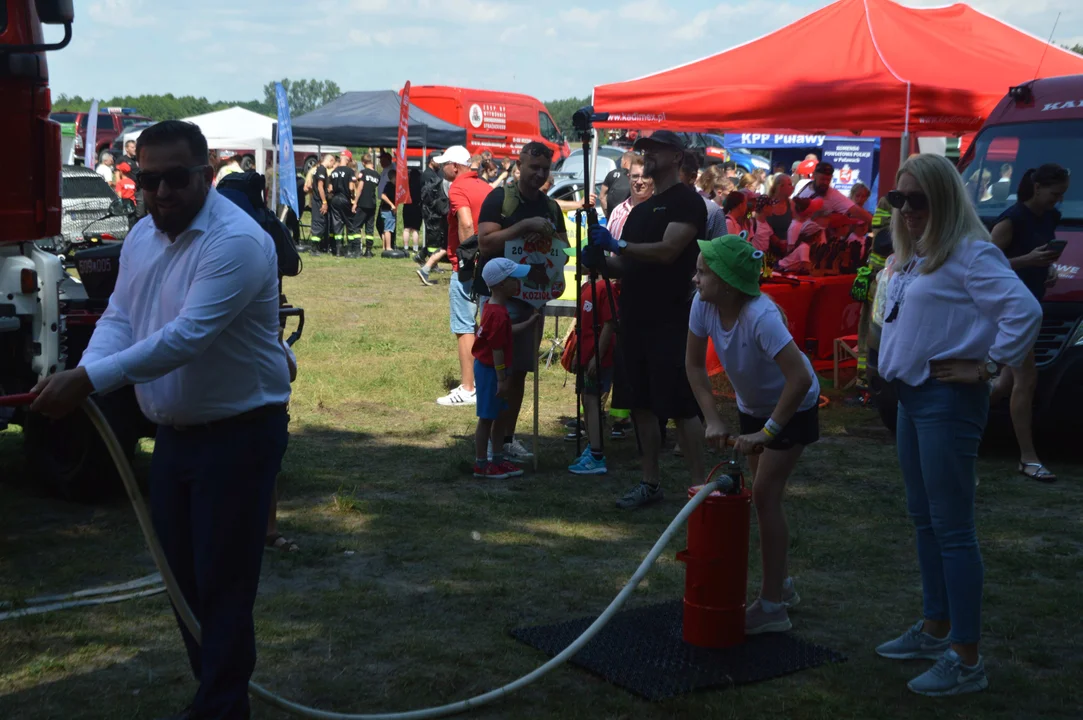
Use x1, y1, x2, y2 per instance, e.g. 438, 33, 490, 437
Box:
114, 162, 137, 204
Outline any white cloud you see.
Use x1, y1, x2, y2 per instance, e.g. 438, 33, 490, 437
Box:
619, 0, 667, 23
558, 8, 604, 30
348, 29, 393, 46
417, 0, 511, 24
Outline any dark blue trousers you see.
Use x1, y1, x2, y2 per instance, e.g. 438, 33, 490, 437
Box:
150, 407, 288, 720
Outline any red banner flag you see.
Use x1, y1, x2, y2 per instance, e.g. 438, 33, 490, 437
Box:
395, 82, 412, 206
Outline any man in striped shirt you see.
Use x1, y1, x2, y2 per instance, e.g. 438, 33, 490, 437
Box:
605, 155, 653, 239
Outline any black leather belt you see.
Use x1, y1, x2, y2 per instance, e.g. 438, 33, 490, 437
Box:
167, 403, 288, 432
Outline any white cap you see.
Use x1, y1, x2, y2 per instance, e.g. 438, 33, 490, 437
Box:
433, 145, 471, 166
482, 258, 531, 287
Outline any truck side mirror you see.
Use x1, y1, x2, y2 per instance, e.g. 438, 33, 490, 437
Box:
108, 197, 128, 217
36, 0, 75, 24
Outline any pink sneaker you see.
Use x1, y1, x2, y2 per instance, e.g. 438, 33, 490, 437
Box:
496, 460, 524, 478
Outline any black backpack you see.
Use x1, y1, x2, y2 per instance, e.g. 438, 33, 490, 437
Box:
217, 171, 302, 278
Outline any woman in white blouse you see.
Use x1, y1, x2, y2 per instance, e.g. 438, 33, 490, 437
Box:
875, 154, 1041, 697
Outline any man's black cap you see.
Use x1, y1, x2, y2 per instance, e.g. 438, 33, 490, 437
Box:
633, 130, 686, 152
815, 161, 835, 176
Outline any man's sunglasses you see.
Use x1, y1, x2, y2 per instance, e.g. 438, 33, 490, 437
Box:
136, 165, 210, 192
886, 190, 929, 211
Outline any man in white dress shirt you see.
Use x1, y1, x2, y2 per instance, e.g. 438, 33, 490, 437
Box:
31, 121, 290, 720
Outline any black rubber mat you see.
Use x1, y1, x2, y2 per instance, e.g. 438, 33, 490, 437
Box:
511, 600, 846, 700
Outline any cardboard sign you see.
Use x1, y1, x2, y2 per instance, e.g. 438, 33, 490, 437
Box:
395, 82, 412, 206
504, 232, 570, 308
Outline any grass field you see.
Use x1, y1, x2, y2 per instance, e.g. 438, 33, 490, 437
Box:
1, 254, 1081, 720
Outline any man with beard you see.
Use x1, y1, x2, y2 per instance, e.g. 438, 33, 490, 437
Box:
476, 142, 568, 464
585, 130, 707, 509
600, 151, 635, 217
30, 120, 290, 720
794, 160, 872, 229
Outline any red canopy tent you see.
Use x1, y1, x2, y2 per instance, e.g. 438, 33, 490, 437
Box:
593, 0, 1083, 138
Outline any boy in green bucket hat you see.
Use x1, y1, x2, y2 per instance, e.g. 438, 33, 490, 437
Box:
685, 232, 822, 636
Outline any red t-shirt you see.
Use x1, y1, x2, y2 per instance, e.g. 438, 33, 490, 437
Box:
448, 171, 494, 272
472, 302, 513, 367
116, 177, 137, 202
577, 279, 619, 369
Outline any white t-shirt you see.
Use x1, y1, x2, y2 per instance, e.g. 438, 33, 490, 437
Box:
96, 164, 113, 184
689, 293, 820, 417
778, 242, 811, 272
878, 238, 1042, 386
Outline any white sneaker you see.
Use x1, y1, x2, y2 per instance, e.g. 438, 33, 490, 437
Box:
503, 438, 535, 463
436, 385, 476, 407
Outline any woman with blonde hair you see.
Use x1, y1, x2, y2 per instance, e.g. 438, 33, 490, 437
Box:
874, 154, 1041, 697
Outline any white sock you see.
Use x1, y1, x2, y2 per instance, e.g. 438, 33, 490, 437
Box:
782, 577, 795, 592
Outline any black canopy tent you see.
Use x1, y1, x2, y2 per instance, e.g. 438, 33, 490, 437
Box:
284, 90, 466, 148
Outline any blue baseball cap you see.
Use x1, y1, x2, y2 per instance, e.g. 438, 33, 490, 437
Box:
482, 257, 530, 286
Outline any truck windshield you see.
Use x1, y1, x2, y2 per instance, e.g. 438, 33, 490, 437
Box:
958, 120, 1083, 222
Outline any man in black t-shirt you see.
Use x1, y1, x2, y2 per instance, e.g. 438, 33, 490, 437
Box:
600, 151, 635, 217
328, 150, 356, 257
476, 142, 568, 464
311, 154, 335, 254
586, 130, 707, 509
351, 153, 381, 258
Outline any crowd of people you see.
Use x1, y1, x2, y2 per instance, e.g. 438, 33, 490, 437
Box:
40, 118, 1071, 716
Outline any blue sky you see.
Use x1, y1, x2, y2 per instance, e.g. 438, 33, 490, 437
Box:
45, 0, 1083, 103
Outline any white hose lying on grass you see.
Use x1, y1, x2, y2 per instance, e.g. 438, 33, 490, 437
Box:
83, 398, 731, 720
0, 585, 166, 622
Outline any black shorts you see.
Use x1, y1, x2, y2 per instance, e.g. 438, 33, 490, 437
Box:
620, 308, 700, 420
738, 405, 820, 451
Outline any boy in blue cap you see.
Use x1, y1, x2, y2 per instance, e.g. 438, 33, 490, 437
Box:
473, 258, 541, 479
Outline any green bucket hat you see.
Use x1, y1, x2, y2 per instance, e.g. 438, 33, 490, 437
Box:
696, 232, 763, 297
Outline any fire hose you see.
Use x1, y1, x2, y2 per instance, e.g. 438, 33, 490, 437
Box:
3, 394, 747, 719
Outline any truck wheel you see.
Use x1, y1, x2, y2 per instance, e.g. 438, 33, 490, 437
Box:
22, 397, 136, 503
241, 154, 256, 172
302, 156, 317, 177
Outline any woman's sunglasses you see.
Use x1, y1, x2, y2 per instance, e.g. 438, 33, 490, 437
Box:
136, 165, 211, 192
886, 190, 929, 211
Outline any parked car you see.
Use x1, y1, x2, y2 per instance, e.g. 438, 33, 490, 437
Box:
703, 134, 772, 175
49, 108, 153, 163
109, 121, 154, 159
48, 165, 131, 255
553, 145, 626, 174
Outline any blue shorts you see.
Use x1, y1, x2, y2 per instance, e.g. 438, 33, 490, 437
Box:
474, 360, 508, 420
380, 210, 397, 235
449, 273, 477, 336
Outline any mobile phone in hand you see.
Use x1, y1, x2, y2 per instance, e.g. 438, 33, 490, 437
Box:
1047, 239, 1067, 253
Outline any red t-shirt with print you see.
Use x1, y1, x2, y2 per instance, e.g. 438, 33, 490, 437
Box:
448, 171, 494, 272
116, 177, 137, 202
577, 278, 619, 369
472, 302, 513, 367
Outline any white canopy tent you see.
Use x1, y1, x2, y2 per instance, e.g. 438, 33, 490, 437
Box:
183, 107, 276, 174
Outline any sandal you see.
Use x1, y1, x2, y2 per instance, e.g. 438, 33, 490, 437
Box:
265, 533, 300, 552
1019, 462, 1057, 483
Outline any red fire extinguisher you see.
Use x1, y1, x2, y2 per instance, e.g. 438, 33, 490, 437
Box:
676, 452, 752, 649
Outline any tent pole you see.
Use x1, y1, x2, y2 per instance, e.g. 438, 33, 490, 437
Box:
900, 81, 912, 165
271, 144, 278, 213
422, 139, 427, 251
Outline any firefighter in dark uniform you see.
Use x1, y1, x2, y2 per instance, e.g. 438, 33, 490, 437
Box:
328, 150, 356, 257
351, 153, 381, 258
311, 154, 335, 254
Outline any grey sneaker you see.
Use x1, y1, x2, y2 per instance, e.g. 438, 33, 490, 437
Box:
616, 483, 664, 509
745, 599, 792, 635
907, 649, 989, 697
876, 620, 951, 660
503, 439, 534, 464
782, 582, 801, 609
416, 268, 437, 286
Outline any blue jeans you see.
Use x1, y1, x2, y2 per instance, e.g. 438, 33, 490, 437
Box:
150, 407, 289, 719
895, 379, 988, 645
